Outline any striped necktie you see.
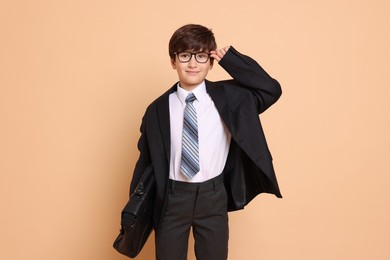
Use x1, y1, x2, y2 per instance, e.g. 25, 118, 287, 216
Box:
181, 93, 200, 179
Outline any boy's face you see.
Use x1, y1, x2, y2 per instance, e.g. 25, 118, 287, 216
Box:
171, 50, 212, 91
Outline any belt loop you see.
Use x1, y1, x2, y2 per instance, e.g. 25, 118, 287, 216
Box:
169, 180, 176, 195
212, 179, 216, 191
172, 181, 176, 195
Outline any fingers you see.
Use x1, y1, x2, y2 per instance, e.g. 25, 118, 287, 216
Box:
210, 48, 226, 61
209, 51, 220, 61
210, 45, 231, 62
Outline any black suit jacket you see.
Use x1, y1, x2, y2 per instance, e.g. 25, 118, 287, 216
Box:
130, 47, 282, 229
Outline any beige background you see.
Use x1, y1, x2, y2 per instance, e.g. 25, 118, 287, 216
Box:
1, 0, 389, 259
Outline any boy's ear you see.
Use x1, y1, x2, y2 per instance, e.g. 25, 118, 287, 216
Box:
210, 58, 214, 68
171, 58, 176, 69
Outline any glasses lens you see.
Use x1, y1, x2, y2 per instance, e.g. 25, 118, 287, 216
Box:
195, 53, 209, 63
178, 52, 191, 62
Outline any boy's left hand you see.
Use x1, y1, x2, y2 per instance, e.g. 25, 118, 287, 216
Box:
210, 46, 230, 62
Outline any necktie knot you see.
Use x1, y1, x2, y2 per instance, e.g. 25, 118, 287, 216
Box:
185, 93, 196, 104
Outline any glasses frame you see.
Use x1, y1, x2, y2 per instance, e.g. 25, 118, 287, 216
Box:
174, 52, 211, 64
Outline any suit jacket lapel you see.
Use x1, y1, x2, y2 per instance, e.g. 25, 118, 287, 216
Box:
156, 84, 177, 163
206, 80, 231, 131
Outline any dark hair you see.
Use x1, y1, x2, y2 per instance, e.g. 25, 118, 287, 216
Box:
168, 24, 217, 61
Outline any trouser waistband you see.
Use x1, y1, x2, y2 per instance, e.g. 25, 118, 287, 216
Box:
168, 173, 225, 193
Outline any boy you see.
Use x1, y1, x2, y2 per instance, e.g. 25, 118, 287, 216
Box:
129, 24, 282, 260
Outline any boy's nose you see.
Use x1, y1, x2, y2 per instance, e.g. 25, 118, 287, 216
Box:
188, 56, 197, 67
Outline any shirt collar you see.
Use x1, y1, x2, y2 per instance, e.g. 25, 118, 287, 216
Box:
176, 81, 207, 104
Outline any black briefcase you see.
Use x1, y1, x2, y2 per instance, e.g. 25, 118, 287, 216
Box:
113, 165, 155, 258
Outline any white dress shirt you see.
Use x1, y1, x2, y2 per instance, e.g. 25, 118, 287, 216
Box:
169, 81, 231, 182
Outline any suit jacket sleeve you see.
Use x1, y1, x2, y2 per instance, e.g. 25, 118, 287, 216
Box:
218, 46, 282, 114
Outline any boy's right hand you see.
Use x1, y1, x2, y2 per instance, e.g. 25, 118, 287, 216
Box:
210, 46, 231, 62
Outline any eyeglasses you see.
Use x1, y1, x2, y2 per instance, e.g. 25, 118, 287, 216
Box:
175, 52, 210, 63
